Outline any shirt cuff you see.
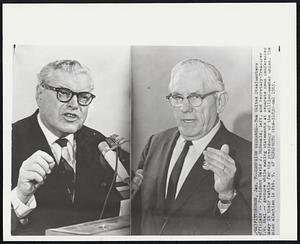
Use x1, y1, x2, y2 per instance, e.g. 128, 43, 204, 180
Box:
11, 188, 36, 219
217, 200, 232, 214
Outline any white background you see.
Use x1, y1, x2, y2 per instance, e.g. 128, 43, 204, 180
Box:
3, 3, 296, 241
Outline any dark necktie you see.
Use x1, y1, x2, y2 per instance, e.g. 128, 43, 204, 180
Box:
166, 140, 192, 207
56, 138, 75, 203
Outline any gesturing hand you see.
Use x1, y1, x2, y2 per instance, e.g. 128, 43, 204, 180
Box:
202, 144, 236, 200
16, 150, 55, 204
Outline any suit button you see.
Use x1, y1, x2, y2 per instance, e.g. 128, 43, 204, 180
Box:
20, 217, 28, 225
100, 182, 107, 187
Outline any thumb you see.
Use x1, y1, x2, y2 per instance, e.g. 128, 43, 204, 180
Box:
220, 144, 230, 154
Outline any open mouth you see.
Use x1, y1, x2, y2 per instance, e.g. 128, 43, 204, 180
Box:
63, 113, 78, 121
182, 119, 196, 124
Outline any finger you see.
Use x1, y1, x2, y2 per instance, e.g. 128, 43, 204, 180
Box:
36, 150, 56, 169
203, 151, 228, 170
34, 156, 52, 174
24, 171, 44, 184
206, 147, 235, 166
221, 144, 230, 154
203, 150, 234, 170
202, 161, 224, 177
24, 153, 53, 174
23, 163, 47, 180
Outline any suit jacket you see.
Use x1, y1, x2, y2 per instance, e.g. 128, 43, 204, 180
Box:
132, 122, 252, 235
11, 110, 129, 235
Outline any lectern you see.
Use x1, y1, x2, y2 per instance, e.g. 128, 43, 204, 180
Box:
45, 215, 129, 235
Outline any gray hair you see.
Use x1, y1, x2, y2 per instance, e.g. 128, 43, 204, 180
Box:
37, 59, 93, 87
169, 58, 225, 92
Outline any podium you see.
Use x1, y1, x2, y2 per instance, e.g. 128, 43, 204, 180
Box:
45, 215, 130, 235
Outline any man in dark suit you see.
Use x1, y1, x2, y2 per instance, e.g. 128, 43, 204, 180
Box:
132, 58, 252, 235
11, 60, 129, 235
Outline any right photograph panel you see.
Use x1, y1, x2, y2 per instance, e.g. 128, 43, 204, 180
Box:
130, 46, 279, 235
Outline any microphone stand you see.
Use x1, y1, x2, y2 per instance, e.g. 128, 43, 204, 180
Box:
99, 146, 120, 220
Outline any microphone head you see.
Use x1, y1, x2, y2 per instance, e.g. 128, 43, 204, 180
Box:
98, 141, 110, 153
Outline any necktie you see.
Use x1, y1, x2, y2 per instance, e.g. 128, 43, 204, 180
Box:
56, 138, 75, 203
166, 140, 192, 207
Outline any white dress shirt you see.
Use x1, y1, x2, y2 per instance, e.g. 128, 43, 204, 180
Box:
11, 113, 76, 219
165, 120, 232, 214
37, 114, 76, 172
165, 120, 221, 199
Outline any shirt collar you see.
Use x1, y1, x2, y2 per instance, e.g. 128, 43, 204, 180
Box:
37, 113, 74, 146
178, 119, 221, 147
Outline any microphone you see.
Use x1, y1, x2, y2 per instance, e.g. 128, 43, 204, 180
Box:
131, 169, 143, 199
105, 135, 129, 151
98, 136, 129, 219
98, 141, 130, 184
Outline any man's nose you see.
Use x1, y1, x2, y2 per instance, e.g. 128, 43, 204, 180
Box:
180, 98, 193, 113
67, 95, 79, 109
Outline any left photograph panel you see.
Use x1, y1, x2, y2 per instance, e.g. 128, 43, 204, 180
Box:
11, 46, 131, 235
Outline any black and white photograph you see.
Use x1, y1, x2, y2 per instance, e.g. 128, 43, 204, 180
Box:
131, 46, 252, 235
10, 46, 131, 235
3, 3, 296, 241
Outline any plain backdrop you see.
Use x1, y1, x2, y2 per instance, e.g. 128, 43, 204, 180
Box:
12, 45, 131, 151
131, 46, 252, 169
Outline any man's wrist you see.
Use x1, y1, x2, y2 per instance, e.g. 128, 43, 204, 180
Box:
218, 189, 237, 204
15, 187, 32, 205
11, 188, 36, 220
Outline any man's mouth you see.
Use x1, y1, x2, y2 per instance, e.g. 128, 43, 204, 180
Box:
63, 113, 78, 121
181, 119, 196, 124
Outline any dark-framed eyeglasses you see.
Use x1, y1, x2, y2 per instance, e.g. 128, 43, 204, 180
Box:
166, 91, 217, 107
40, 82, 95, 106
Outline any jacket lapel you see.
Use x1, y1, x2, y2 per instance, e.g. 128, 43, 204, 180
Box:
170, 154, 209, 213
156, 130, 180, 212
30, 110, 56, 161
169, 123, 228, 214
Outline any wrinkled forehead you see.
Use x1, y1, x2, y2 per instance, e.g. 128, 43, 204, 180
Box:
170, 69, 214, 94
47, 70, 94, 91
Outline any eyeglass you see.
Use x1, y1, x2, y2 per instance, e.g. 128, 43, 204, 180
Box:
166, 91, 217, 107
40, 82, 96, 106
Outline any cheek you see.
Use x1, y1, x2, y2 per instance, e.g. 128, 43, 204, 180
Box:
80, 107, 89, 121
198, 106, 218, 125
40, 96, 60, 116
173, 109, 182, 123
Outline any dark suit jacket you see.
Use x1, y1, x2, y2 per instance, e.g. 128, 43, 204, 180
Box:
11, 110, 129, 235
132, 122, 252, 235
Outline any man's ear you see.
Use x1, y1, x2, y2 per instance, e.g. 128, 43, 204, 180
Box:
35, 84, 42, 105
216, 91, 228, 114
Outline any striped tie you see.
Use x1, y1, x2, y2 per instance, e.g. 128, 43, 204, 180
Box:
56, 138, 75, 203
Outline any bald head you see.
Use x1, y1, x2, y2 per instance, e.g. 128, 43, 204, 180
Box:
169, 58, 225, 92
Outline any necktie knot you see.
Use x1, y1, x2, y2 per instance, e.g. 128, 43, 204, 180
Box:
56, 138, 68, 148
184, 140, 192, 148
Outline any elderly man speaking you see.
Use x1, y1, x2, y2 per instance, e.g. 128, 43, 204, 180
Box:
11, 60, 129, 235
132, 58, 252, 235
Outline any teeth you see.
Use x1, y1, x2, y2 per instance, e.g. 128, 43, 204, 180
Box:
65, 113, 76, 118
183, 119, 194, 123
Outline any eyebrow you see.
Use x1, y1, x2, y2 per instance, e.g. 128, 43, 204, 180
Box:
171, 92, 204, 96
51, 83, 93, 93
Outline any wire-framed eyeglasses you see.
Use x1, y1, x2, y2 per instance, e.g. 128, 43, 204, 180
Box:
40, 82, 95, 106
166, 91, 217, 107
